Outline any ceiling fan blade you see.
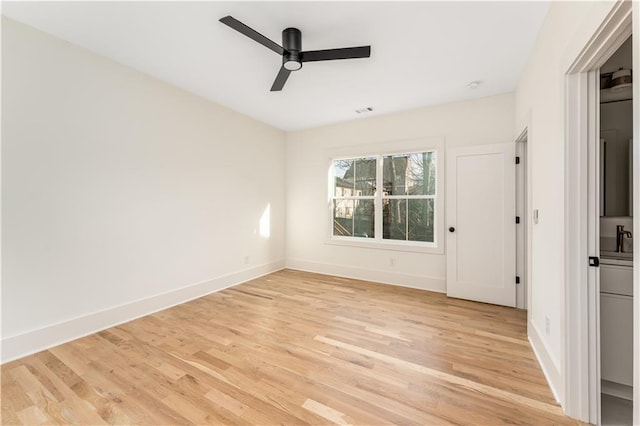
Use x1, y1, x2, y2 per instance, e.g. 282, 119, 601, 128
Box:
219, 16, 285, 56
270, 66, 292, 91
301, 46, 371, 62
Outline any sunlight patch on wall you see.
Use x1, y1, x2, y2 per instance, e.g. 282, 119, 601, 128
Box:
260, 204, 271, 239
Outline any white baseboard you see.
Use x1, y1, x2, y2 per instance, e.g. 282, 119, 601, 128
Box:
528, 320, 563, 406
1, 260, 285, 364
601, 379, 633, 401
285, 258, 446, 293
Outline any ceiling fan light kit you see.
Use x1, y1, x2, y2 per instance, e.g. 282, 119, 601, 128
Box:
610, 67, 632, 92
282, 28, 302, 71
219, 15, 371, 92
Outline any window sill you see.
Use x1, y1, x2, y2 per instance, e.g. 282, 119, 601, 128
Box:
325, 237, 444, 254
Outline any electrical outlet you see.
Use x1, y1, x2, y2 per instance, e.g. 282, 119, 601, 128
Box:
545, 316, 550, 335
244, 256, 250, 265
389, 258, 396, 267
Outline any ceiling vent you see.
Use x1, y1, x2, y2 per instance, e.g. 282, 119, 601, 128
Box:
466, 80, 482, 89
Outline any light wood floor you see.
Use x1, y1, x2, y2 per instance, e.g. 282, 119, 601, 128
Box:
1, 269, 580, 425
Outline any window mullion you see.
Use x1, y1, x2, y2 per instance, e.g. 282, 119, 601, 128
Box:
405, 198, 409, 241
384, 195, 433, 199
333, 196, 375, 200
375, 155, 383, 241
352, 207, 355, 237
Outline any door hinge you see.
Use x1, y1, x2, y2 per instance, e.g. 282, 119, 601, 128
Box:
516, 276, 521, 284
589, 256, 600, 267
515, 156, 520, 164
516, 216, 520, 224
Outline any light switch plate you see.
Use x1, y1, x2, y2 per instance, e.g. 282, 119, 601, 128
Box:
533, 209, 539, 224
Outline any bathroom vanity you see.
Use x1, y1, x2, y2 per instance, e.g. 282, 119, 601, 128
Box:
600, 253, 633, 400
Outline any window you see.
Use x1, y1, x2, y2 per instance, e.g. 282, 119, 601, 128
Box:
332, 157, 376, 238
382, 152, 436, 242
330, 148, 440, 250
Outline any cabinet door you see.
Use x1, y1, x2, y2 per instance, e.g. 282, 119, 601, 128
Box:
600, 293, 634, 386
600, 264, 633, 296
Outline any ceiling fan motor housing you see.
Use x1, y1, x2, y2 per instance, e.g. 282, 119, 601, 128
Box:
283, 28, 302, 70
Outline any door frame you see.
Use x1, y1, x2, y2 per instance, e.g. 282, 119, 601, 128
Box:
515, 130, 528, 310
564, 1, 637, 423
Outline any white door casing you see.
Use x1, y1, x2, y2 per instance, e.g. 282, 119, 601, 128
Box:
516, 135, 528, 310
564, 1, 633, 421
446, 143, 516, 307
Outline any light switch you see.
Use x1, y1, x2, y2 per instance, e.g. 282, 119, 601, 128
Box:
533, 209, 539, 224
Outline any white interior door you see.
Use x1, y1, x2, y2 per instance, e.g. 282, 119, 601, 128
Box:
446, 143, 516, 307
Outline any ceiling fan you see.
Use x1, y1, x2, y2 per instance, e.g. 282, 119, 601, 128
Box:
219, 16, 371, 92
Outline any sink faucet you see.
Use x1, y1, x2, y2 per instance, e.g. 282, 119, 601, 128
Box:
616, 225, 633, 253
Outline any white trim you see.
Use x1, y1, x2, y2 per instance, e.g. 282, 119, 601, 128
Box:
565, 80, 583, 412
1, 260, 285, 364
565, 71, 592, 422
516, 118, 534, 319
515, 130, 528, 310
567, 4, 633, 74
529, 320, 562, 405
285, 258, 446, 293
631, 4, 640, 424
587, 70, 602, 426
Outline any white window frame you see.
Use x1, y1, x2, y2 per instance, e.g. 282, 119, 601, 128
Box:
326, 137, 445, 254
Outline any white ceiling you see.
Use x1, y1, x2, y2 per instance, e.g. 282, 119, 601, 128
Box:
2, 1, 550, 131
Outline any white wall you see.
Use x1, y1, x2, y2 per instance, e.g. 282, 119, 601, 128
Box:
514, 0, 620, 405
1, 18, 286, 362
286, 93, 515, 291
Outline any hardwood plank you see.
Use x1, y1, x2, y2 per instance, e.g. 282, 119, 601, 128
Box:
16, 406, 49, 425
302, 398, 352, 425
1, 270, 582, 425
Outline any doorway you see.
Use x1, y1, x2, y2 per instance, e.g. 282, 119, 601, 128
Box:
598, 36, 634, 426
564, 1, 637, 424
